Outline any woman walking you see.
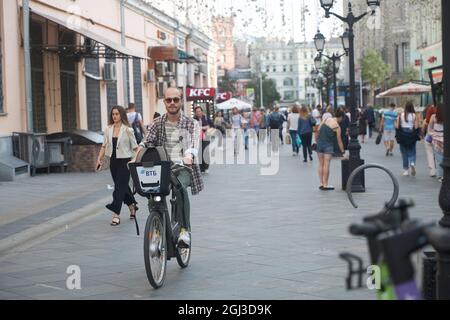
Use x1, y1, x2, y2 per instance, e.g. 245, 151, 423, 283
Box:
428, 103, 444, 182
396, 101, 420, 177
298, 105, 317, 162
97, 106, 139, 226
358, 108, 367, 144
315, 108, 345, 191
287, 105, 300, 156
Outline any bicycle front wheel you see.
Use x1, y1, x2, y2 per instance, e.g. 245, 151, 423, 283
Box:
176, 234, 191, 268
144, 210, 167, 289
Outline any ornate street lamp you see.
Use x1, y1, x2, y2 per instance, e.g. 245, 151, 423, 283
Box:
314, 30, 326, 53
320, 0, 335, 18
319, 0, 381, 192
313, 31, 347, 111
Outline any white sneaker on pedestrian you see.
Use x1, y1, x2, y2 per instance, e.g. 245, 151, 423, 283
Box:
403, 170, 410, 176
410, 165, 416, 177
178, 230, 191, 248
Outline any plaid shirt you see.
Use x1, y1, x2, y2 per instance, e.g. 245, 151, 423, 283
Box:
141, 114, 204, 195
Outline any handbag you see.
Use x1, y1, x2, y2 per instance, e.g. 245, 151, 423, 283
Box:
425, 134, 433, 144
375, 132, 383, 145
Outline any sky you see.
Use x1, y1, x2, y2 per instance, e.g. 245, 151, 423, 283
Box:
212, 0, 345, 42
144, 0, 344, 42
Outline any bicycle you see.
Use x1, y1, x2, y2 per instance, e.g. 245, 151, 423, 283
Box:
129, 146, 192, 289
340, 163, 449, 300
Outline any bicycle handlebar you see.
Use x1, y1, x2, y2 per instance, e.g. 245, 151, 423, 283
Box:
349, 223, 381, 237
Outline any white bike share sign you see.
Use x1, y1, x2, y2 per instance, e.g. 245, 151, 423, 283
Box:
136, 165, 162, 193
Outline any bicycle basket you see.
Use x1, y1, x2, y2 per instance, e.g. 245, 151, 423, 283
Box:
129, 147, 171, 197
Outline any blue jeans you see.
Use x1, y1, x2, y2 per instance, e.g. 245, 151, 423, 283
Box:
434, 149, 444, 178
400, 144, 417, 170
289, 130, 300, 153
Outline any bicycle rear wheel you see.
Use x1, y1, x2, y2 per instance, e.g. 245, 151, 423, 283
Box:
144, 210, 167, 289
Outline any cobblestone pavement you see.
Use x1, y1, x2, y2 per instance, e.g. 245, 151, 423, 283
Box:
0, 138, 443, 299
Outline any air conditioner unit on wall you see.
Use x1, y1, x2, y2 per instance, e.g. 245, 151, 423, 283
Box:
155, 62, 167, 76
103, 62, 117, 82
157, 82, 168, 99
146, 70, 155, 82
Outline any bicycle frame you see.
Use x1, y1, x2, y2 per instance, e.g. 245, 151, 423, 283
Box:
148, 186, 181, 261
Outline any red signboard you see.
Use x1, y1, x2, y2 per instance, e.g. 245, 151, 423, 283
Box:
186, 88, 216, 101
217, 92, 232, 101
414, 59, 421, 66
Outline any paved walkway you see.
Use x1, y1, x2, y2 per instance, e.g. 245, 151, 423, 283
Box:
0, 137, 443, 299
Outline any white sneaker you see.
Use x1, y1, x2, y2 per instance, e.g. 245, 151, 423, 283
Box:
403, 170, 410, 176
410, 165, 416, 177
178, 230, 191, 248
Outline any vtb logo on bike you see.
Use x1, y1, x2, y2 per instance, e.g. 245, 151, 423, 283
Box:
141, 170, 157, 177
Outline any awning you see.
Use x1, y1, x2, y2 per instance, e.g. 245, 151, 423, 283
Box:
376, 82, 431, 98
29, 7, 147, 60
148, 46, 200, 63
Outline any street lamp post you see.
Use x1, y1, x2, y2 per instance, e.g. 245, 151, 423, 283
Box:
319, 0, 380, 192
313, 31, 347, 111
310, 70, 323, 107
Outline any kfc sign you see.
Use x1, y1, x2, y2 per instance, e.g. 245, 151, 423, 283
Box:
186, 88, 216, 101
217, 92, 232, 102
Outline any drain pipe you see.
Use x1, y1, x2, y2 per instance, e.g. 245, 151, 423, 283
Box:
23, 0, 33, 132
120, 0, 129, 107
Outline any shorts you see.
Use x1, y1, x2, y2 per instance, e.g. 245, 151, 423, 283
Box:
316, 142, 334, 155
384, 129, 395, 142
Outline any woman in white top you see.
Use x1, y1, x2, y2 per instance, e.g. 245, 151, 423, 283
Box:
395, 101, 420, 177
97, 106, 139, 226
287, 105, 301, 156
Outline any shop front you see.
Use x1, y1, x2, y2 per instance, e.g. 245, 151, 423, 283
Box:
186, 87, 216, 120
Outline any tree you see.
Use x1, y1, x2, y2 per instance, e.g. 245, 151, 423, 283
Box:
320, 60, 335, 106
218, 71, 237, 95
361, 50, 391, 105
247, 74, 281, 108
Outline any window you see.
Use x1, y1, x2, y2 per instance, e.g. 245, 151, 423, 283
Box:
282, 53, 286, 60
402, 42, 410, 71
304, 64, 308, 71
395, 44, 400, 73
290, 65, 294, 72
284, 91, 295, 101
289, 53, 293, 60
283, 78, 294, 86
283, 65, 287, 72
266, 65, 270, 73
272, 53, 276, 60
304, 52, 307, 59
266, 54, 270, 60
273, 65, 277, 72
311, 52, 314, 59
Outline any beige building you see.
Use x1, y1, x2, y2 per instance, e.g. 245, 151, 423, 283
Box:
0, 0, 217, 138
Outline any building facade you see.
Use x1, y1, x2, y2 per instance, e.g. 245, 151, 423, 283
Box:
0, 0, 217, 138
250, 38, 346, 108
212, 16, 235, 74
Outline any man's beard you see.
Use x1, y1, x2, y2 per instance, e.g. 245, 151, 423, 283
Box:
167, 106, 180, 115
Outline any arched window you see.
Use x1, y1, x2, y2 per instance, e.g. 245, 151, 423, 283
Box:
283, 78, 294, 86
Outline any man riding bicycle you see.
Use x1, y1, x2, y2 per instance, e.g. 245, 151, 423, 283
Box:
132, 87, 204, 248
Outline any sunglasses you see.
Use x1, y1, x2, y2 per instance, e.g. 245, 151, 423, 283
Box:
165, 97, 181, 104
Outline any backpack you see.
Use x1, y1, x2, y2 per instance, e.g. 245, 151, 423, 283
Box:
269, 113, 282, 129
132, 113, 143, 143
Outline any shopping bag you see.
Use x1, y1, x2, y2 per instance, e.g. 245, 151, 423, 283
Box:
295, 135, 302, 147
285, 134, 292, 145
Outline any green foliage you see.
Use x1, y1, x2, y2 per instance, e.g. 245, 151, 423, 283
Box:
361, 50, 391, 90
247, 74, 281, 108
218, 71, 237, 95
